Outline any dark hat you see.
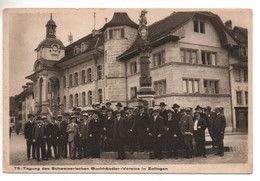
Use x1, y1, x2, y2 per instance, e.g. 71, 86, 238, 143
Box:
159, 102, 167, 107
36, 116, 42, 120
76, 107, 82, 112
123, 106, 128, 111
195, 105, 202, 111
105, 102, 111, 106
207, 106, 212, 111
72, 107, 77, 112
28, 114, 34, 118
101, 106, 106, 110
115, 102, 123, 107
172, 104, 180, 109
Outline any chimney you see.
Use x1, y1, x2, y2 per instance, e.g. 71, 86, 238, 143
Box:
68, 32, 73, 44
225, 20, 232, 31
22, 85, 28, 91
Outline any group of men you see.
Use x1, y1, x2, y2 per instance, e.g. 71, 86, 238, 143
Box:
24, 100, 226, 161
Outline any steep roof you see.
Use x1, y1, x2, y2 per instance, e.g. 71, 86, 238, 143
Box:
118, 11, 238, 60
36, 38, 64, 51
102, 12, 138, 29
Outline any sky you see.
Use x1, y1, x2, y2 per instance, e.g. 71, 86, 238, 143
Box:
7, 8, 251, 96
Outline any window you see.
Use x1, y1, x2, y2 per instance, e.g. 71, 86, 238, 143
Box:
130, 61, 137, 74
81, 70, 86, 84
87, 68, 92, 83
153, 50, 165, 67
82, 92, 86, 106
182, 79, 200, 93
194, 20, 205, 33
74, 47, 78, 55
180, 48, 198, 63
98, 89, 103, 103
81, 43, 87, 52
244, 70, 248, 82
245, 91, 248, 105
69, 94, 73, 108
97, 65, 102, 80
63, 96, 66, 108
74, 72, 78, 86
69, 74, 73, 87
235, 69, 241, 82
88, 91, 92, 105
236, 91, 242, 105
201, 51, 217, 65
130, 87, 137, 99
154, 80, 167, 95
75, 93, 79, 107
204, 80, 219, 94
63, 76, 66, 88
108, 28, 124, 39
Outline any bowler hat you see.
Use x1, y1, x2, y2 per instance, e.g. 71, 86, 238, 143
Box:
105, 102, 111, 106
195, 105, 202, 111
172, 104, 180, 109
28, 114, 34, 118
159, 102, 167, 107
115, 102, 123, 107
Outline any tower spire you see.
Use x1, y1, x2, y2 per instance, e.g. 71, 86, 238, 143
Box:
50, 13, 52, 20
94, 12, 96, 30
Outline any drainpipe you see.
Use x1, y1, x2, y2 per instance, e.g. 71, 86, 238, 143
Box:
125, 61, 128, 106
228, 52, 234, 132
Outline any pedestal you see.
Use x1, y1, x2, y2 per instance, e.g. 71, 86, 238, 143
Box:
138, 87, 155, 108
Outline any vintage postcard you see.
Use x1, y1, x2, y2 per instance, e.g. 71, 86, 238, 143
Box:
3, 8, 252, 173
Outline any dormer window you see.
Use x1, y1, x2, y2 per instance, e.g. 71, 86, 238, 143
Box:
74, 46, 79, 55
194, 20, 205, 34
81, 42, 88, 52
107, 28, 125, 40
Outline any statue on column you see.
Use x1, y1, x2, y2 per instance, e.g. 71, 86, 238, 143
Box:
138, 9, 148, 42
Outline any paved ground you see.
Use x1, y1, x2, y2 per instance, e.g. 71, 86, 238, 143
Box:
9, 133, 248, 165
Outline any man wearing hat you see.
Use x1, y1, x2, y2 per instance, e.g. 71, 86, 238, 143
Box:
24, 114, 36, 160
212, 106, 226, 157
159, 102, 168, 123
105, 101, 112, 109
148, 108, 164, 160
45, 116, 59, 160
114, 102, 124, 116
206, 106, 217, 148
135, 106, 150, 152
41, 115, 48, 160
32, 116, 45, 161
112, 111, 126, 160
193, 111, 207, 158
88, 111, 102, 158
66, 115, 79, 159
125, 106, 137, 154
179, 108, 194, 159
78, 113, 90, 159
103, 108, 115, 151
60, 113, 69, 158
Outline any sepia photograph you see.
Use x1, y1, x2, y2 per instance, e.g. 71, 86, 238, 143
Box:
3, 8, 252, 173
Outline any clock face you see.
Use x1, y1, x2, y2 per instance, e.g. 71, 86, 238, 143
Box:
52, 45, 58, 52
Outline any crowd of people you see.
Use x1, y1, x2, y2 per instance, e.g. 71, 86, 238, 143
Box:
24, 100, 226, 161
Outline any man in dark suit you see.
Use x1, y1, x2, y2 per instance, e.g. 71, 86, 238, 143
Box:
193, 112, 207, 158
32, 117, 45, 161
148, 109, 164, 160
78, 113, 90, 159
126, 107, 137, 154
206, 106, 217, 148
213, 106, 226, 157
24, 114, 36, 160
66, 115, 79, 159
103, 108, 115, 151
60, 113, 69, 158
45, 116, 58, 159
172, 104, 182, 150
179, 108, 194, 159
135, 106, 149, 152
88, 111, 102, 158
53, 118, 60, 159
159, 102, 168, 123
113, 111, 126, 160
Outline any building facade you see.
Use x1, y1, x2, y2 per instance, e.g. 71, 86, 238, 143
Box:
25, 11, 248, 132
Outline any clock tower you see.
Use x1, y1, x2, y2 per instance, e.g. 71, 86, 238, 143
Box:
35, 13, 65, 61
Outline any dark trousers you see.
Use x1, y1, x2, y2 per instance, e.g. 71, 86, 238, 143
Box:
46, 139, 58, 159
214, 130, 224, 155
89, 137, 100, 158
208, 127, 217, 146
183, 135, 193, 157
61, 137, 68, 158
165, 135, 178, 157
129, 132, 137, 153
194, 131, 206, 156
79, 139, 89, 158
150, 136, 162, 158
114, 138, 125, 159
26, 139, 35, 159
104, 136, 114, 151
35, 138, 46, 161
137, 129, 145, 151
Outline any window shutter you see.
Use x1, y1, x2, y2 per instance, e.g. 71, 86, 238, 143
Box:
121, 28, 125, 38
109, 29, 113, 39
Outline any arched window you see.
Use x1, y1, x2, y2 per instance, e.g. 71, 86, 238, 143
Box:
74, 72, 78, 86
88, 91, 92, 105
75, 93, 79, 107
98, 89, 103, 103
81, 70, 86, 84
69, 94, 73, 108
69, 74, 73, 87
82, 92, 86, 106
87, 68, 92, 83
63, 96, 66, 108
97, 65, 102, 80
63, 75, 66, 88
